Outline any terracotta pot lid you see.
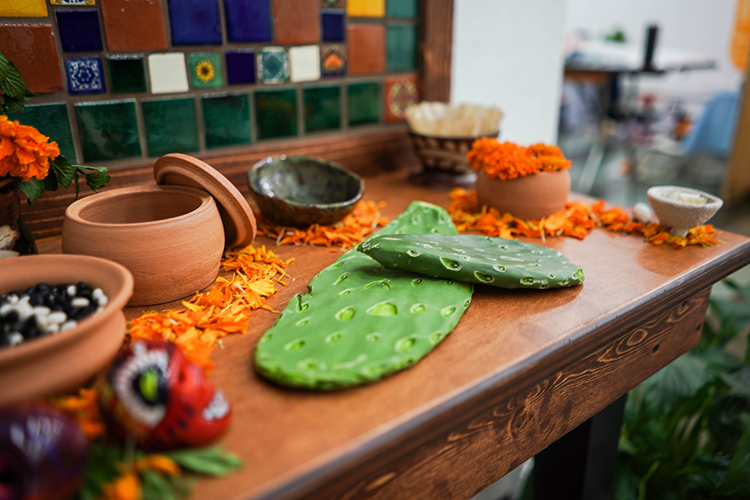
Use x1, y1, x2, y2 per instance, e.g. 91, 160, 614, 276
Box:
153, 153, 257, 248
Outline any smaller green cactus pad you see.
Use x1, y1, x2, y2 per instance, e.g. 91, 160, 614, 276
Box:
358, 234, 584, 289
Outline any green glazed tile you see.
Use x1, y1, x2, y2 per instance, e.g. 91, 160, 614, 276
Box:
188, 53, 224, 89
7, 103, 77, 162
74, 100, 141, 162
107, 55, 147, 94
347, 82, 380, 126
202, 93, 251, 148
141, 97, 200, 157
386, 0, 418, 18
303, 86, 340, 133
255, 89, 298, 140
387, 24, 417, 71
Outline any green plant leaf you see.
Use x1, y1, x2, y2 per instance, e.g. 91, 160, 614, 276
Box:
4, 95, 27, 114
708, 393, 750, 456
50, 156, 76, 189
141, 470, 177, 500
165, 446, 243, 477
716, 423, 750, 495
0, 62, 28, 100
0, 52, 10, 83
82, 169, 111, 192
18, 178, 46, 205
720, 367, 750, 398
642, 354, 707, 415
74, 442, 123, 500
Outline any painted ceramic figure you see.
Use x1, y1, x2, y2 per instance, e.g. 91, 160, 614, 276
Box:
99, 339, 231, 450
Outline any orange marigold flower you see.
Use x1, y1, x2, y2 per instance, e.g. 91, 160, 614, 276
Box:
0, 115, 59, 181
467, 139, 571, 180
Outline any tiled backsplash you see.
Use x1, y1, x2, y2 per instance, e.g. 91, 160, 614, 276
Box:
0, 0, 420, 166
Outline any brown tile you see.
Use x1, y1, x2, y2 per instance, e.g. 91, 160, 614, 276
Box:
101, 0, 168, 52
272, 0, 320, 45
348, 24, 385, 75
384, 75, 418, 123
0, 24, 62, 94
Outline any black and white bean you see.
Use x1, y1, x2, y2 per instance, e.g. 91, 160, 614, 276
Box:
0, 282, 108, 348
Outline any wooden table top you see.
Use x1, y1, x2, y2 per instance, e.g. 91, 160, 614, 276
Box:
39, 170, 750, 500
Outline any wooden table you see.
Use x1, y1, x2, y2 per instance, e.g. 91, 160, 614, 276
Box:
40, 170, 750, 500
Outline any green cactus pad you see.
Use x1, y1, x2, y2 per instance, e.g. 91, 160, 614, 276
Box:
254, 202, 473, 390
358, 234, 584, 289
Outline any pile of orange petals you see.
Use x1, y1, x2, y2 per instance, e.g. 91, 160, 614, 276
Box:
52, 388, 106, 439
257, 200, 389, 249
127, 245, 292, 373
448, 189, 718, 249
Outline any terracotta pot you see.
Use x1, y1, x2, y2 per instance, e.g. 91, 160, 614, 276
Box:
0, 254, 133, 405
475, 169, 571, 220
62, 185, 224, 306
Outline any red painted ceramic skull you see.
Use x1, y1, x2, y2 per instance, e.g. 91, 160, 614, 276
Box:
98, 339, 231, 451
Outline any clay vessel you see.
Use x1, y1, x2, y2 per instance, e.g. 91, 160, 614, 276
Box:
248, 155, 364, 228
0, 254, 133, 405
475, 169, 571, 220
62, 185, 224, 306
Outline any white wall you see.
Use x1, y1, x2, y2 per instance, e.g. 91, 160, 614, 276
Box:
565, 0, 743, 110
451, 0, 568, 145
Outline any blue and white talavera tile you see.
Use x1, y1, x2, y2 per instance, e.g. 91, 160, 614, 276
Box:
66, 56, 105, 94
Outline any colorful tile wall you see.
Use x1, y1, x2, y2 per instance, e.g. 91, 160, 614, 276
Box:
168, 0, 222, 46
107, 55, 147, 94
304, 86, 341, 133
255, 89, 297, 139
223, 0, 272, 43
0, 0, 46, 17
100, 0, 167, 51
348, 25, 385, 75
142, 98, 200, 156
348, 82, 381, 126
0, 24, 62, 93
202, 93, 252, 148
74, 100, 141, 162
55, 10, 103, 53
1, 1, 420, 164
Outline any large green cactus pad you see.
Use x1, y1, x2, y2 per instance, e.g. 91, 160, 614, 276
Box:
254, 202, 474, 390
358, 234, 584, 289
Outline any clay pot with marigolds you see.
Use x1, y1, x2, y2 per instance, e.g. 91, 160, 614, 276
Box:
475, 169, 571, 221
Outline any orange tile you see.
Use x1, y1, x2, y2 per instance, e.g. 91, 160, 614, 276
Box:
347, 0, 384, 17
348, 24, 385, 75
0, 0, 46, 17
101, 0, 168, 51
384, 75, 419, 123
272, 0, 319, 45
0, 24, 62, 94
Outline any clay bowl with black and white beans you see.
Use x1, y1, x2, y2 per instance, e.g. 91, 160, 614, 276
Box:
0, 254, 133, 405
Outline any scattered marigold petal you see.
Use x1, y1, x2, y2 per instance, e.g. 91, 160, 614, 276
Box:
447, 189, 719, 249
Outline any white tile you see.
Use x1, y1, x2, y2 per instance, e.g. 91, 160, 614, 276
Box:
148, 53, 189, 94
289, 45, 321, 83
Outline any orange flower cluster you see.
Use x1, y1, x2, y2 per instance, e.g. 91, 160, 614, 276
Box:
467, 138, 571, 180
257, 200, 390, 249
448, 188, 719, 249
53, 388, 106, 439
0, 115, 59, 181
100, 455, 180, 500
127, 244, 293, 373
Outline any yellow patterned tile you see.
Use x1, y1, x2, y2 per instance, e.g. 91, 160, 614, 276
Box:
0, 0, 47, 17
347, 0, 384, 17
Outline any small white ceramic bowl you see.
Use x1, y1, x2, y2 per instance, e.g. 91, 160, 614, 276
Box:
647, 186, 723, 237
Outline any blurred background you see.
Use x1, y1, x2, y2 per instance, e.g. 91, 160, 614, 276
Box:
452, 0, 749, 236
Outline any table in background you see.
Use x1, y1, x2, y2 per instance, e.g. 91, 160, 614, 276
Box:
39, 170, 750, 500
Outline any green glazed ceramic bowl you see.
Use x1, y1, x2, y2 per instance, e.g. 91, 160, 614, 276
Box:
248, 155, 364, 228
